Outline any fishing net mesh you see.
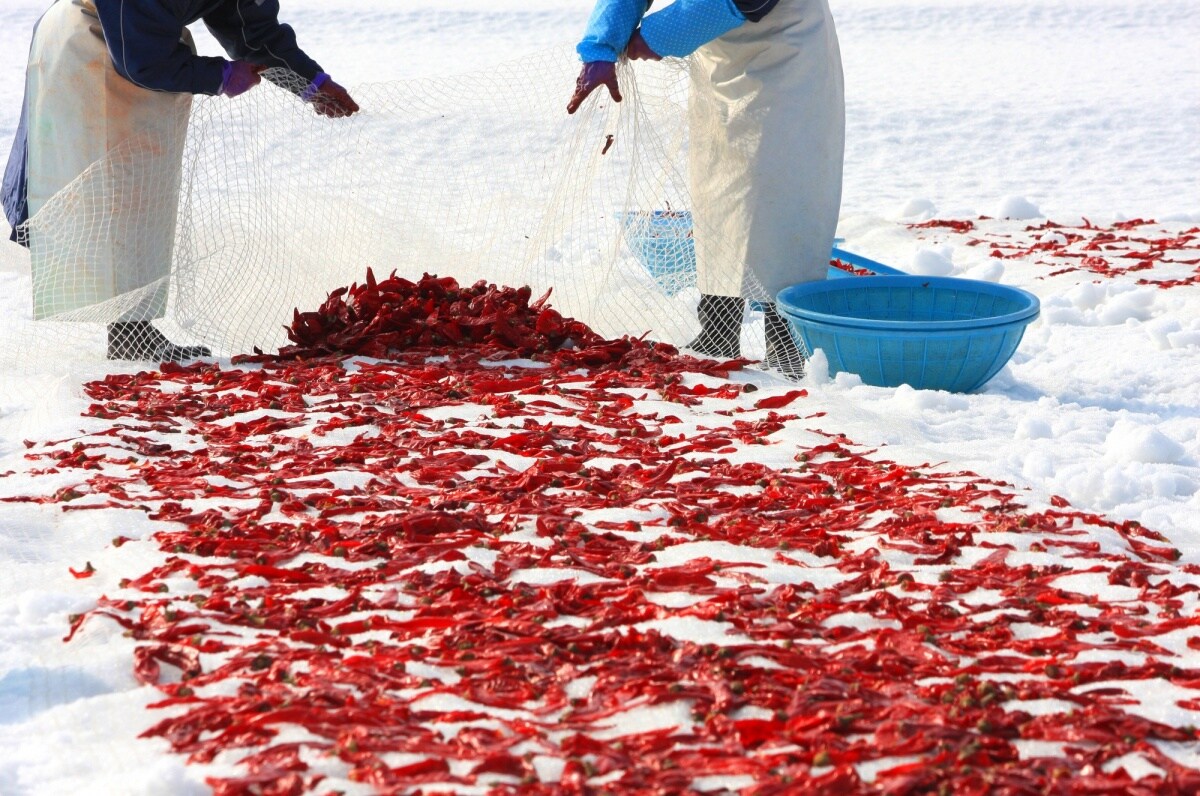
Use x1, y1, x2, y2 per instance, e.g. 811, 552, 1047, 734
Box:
0, 50, 791, 376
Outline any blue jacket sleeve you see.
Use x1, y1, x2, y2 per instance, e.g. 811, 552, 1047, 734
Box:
93, 0, 226, 95
577, 0, 653, 63
202, 0, 322, 82
639, 0, 748, 58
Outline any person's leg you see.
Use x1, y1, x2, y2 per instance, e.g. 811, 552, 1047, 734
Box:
687, 293, 744, 358
763, 303, 805, 379
107, 321, 209, 362
4, 18, 35, 249
2, 120, 29, 248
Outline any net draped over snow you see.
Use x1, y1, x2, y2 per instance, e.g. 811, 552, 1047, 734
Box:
4, 52, 780, 367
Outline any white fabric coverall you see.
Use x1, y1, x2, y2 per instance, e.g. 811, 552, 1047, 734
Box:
689, 0, 845, 299
23, 0, 193, 320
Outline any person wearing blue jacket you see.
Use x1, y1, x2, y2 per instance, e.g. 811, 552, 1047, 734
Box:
568, 0, 845, 379
2, 0, 358, 361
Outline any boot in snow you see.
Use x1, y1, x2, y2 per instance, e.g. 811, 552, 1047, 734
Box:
687, 294, 744, 358
107, 321, 211, 362
763, 304, 806, 380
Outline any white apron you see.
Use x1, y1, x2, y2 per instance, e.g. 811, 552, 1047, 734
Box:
25, 0, 192, 320
688, 0, 845, 298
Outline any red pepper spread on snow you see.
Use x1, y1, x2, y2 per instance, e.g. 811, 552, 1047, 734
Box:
5, 271, 1198, 794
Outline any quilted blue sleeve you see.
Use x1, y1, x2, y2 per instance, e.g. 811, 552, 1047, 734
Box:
577, 0, 652, 63
94, 0, 227, 94
203, 0, 323, 82
639, 0, 747, 58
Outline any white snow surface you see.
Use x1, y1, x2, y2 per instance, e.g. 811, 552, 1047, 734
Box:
1, 0, 1199, 794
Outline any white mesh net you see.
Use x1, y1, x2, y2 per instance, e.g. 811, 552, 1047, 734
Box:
2, 49, 806, 374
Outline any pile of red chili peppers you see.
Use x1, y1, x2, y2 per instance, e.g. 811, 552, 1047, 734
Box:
281, 271, 604, 361
910, 218, 1200, 287
5, 273, 1199, 794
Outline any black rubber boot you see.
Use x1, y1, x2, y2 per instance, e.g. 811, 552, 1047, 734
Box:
687, 294, 745, 358
763, 303, 806, 380
107, 321, 211, 362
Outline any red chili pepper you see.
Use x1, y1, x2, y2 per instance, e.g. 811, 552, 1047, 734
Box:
69, 561, 96, 579
133, 643, 201, 686
754, 389, 808, 410
11, 269, 1193, 795
910, 219, 976, 233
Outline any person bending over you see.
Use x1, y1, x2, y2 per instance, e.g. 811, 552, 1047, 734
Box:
568, 0, 844, 379
2, 0, 358, 361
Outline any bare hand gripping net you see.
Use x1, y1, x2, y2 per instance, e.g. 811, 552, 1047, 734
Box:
1, 50, 782, 372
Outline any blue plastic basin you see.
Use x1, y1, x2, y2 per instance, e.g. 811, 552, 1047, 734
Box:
619, 210, 697, 296
775, 276, 1040, 392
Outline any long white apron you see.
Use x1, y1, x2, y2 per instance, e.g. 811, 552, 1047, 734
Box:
25, 0, 192, 320
688, 0, 845, 299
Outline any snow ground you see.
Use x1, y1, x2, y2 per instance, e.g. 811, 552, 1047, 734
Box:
1, 0, 1199, 793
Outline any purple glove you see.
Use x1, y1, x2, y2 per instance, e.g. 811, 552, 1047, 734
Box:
303, 74, 360, 118
567, 61, 621, 115
220, 61, 266, 98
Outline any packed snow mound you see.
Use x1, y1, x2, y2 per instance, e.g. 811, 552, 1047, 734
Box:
1041, 283, 1157, 327
962, 259, 1005, 283
1105, 418, 1187, 465
909, 245, 956, 276
995, 195, 1043, 220
897, 197, 937, 219
1143, 318, 1200, 350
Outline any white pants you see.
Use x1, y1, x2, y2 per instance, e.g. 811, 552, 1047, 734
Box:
25, 0, 192, 320
689, 0, 845, 298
